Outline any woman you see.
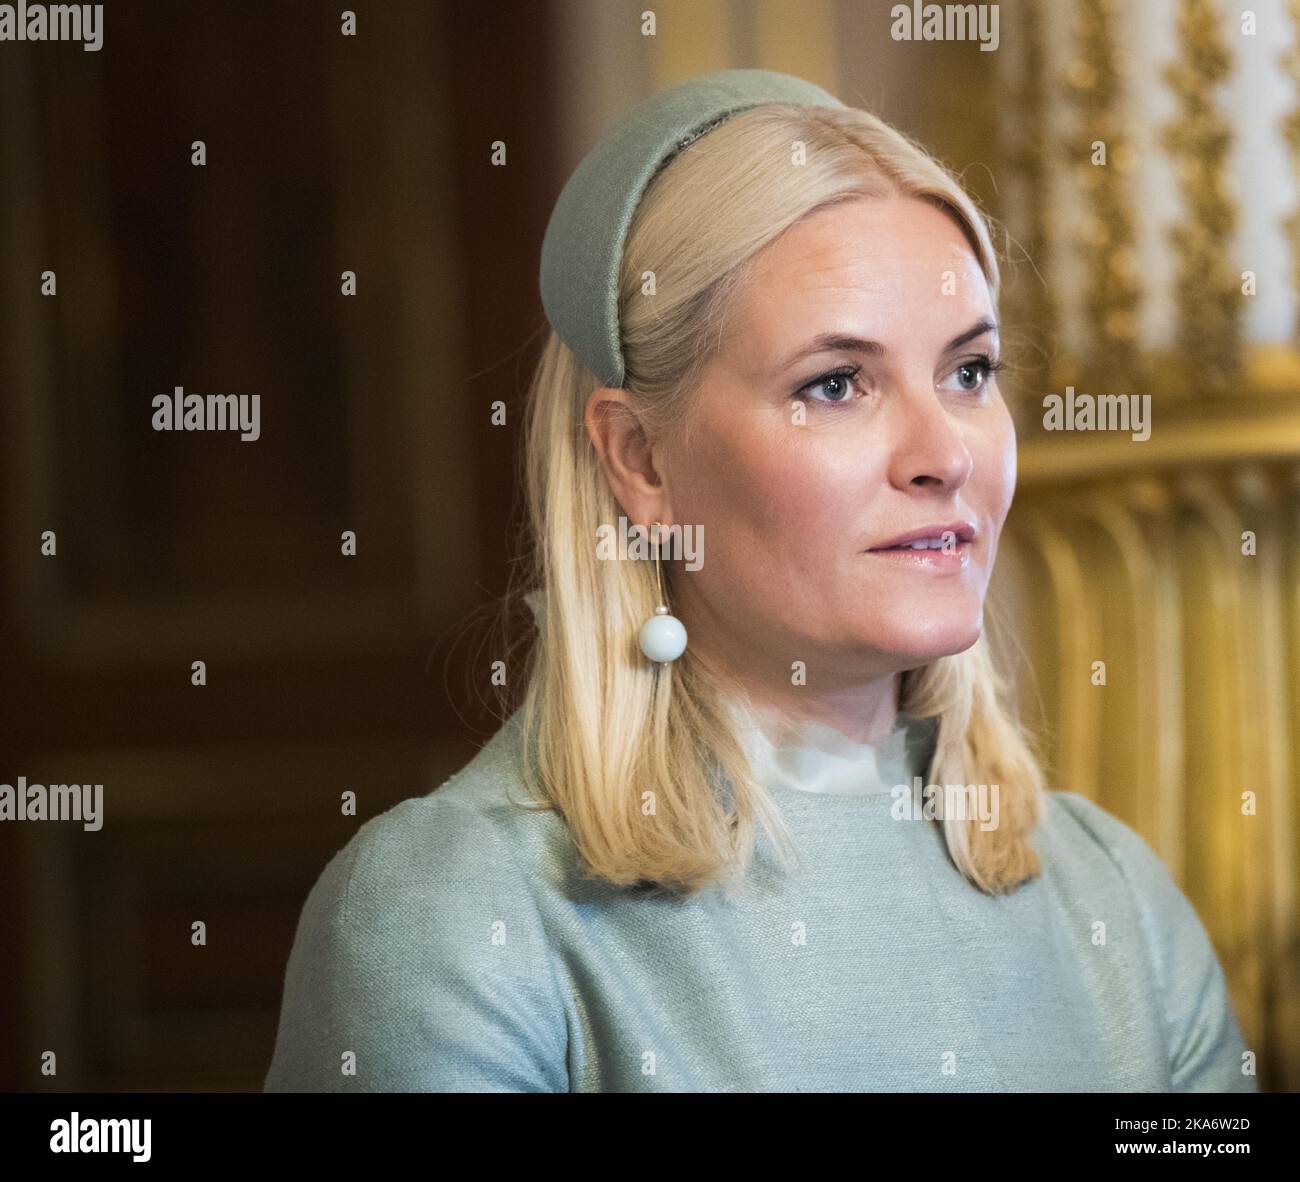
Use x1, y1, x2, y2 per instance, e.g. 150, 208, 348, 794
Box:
264, 69, 1254, 1092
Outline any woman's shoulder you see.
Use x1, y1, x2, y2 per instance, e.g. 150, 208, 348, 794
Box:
1034, 788, 1220, 994
1036, 789, 1191, 918
265, 711, 570, 1090
1040, 789, 1164, 870
1037, 789, 1254, 1090
325, 710, 557, 902
280, 709, 566, 1005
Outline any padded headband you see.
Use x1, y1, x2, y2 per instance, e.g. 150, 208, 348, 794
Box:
539, 68, 846, 388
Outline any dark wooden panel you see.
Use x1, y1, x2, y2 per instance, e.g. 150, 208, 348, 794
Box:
0, 0, 560, 1091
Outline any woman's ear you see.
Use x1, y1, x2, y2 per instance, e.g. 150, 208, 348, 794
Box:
584, 386, 673, 524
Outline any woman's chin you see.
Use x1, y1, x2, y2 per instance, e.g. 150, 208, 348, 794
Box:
859, 617, 984, 664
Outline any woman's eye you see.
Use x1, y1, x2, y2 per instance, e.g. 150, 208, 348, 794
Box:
942, 356, 1001, 393
795, 366, 861, 404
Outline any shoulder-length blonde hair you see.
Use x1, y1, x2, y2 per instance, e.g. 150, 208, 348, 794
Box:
493, 101, 1046, 898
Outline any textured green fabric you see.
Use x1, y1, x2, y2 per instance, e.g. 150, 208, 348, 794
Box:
264, 709, 1256, 1093
539, 68, 846, 388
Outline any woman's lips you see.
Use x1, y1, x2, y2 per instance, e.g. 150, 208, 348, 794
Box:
865, 540, 972, 570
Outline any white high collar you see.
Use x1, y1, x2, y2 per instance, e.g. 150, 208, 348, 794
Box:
727, 697, 913, 796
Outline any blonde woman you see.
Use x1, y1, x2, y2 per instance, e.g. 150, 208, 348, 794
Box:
265, 70, 1254, 1093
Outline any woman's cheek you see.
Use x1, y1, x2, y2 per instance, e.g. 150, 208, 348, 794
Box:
975, 411, 1017, 517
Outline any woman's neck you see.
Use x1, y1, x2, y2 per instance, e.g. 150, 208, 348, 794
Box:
727, 675, 903, 747
675, 598, 906, 742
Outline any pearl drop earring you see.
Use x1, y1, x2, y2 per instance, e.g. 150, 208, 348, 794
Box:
638, 520, 687, 664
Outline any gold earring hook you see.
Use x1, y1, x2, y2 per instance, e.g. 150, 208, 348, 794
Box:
651, 520, 667, 609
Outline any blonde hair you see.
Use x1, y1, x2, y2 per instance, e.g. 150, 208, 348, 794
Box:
498, 102, 1046, 897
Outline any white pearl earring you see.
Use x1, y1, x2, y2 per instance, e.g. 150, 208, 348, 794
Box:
638, 520, 687, 664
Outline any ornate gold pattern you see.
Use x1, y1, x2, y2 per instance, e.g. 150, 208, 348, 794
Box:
1064, 0, 1145, 389
1280, 0, 1300, 343
999, 0, 1058, 403
1161, 0, 1243, 396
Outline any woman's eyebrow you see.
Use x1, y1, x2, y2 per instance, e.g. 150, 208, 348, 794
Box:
773, 318, 999, 372
945, 318, 999, 351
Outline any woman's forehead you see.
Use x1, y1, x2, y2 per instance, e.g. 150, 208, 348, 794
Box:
727, 206, 992, 361
749, 197, 982, 285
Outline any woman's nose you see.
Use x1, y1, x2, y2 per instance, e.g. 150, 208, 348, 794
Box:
884, 385, 975, 491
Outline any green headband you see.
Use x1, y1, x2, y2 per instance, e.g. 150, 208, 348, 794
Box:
539, 68, 846, 389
